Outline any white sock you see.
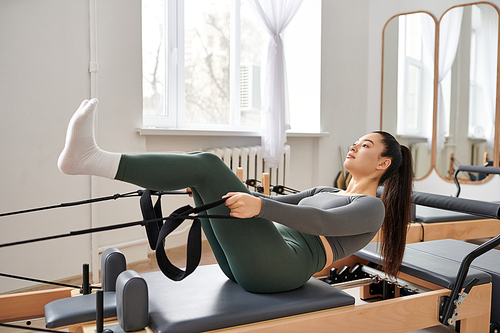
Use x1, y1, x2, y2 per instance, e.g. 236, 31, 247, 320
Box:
58, 99, 121, 179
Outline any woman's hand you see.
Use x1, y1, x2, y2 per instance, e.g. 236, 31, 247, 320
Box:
223, 192, 262, 219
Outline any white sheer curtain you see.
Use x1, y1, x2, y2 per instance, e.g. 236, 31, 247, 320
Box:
437, 7, 463, 153
247, 0, 304, 167
475, 5, 498, 148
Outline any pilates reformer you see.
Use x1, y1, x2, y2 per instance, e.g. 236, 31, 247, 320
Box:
374, 165, 500, 244
1, 177, 500, 332
337, 163, 500, 245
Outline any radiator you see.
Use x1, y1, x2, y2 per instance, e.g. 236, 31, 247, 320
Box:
471, 141, 487, 166
409, 142, 431, 177
206, 145, 291, 189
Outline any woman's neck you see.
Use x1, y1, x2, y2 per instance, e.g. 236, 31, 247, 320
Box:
343, 178, 379, 197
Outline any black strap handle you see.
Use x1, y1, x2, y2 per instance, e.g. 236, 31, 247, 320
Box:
140, 189, 164, 250
155, 205, 202, 281
140, 190, 228, 281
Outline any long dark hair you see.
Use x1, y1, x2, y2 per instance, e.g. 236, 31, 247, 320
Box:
373, 131, 413, 277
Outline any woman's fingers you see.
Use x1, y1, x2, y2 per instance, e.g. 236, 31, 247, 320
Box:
223, 192, 262, 218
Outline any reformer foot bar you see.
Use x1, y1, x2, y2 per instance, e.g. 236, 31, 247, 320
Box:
2, 191, 500, 332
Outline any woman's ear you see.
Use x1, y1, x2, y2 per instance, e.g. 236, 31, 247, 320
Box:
377, 158, 392, 170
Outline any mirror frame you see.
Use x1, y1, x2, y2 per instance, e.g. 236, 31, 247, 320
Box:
380, 2, 500, 183
434, 2, 500, 184
380, 11, 438, 181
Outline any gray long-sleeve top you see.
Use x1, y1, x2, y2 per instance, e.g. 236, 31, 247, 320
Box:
255, 186, 385, 261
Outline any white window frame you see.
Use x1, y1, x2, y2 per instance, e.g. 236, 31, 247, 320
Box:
143, 0, 251, 130
397, 15, 425, 136
142, 0, 322, 133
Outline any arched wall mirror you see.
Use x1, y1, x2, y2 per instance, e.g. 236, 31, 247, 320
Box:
435, 3, 499, 182
381, 2, 500, 183
381, 12, 436, 180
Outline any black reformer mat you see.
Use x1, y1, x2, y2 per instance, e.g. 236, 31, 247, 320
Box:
44, 291, 117, 328
143, 264, 354, 333
414, 204, 489, 223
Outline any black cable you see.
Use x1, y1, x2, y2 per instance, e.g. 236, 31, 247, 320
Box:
0, 193, 227, 288
0, 196, 231, 284
0, 211, 234, 249
0, 191, 137, 217
0, 220, 146, 248
0, 323, 73, 333
0, 272, 82, 289
0, 190, 188, 218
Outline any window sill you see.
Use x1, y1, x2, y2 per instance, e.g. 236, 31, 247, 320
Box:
136, 127, 329, 138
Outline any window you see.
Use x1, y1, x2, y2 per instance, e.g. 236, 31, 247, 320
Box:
468, 4, 493, 140
397, 14, 424, 136
468, 20, 479, 138
142, 0, 321, 132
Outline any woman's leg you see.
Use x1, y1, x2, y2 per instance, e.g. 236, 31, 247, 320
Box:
59, 99, 326, 293
187, 186, 237, 283
116, 152, 326, 292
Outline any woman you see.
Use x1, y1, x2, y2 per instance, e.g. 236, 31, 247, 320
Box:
58, 99, 413, 293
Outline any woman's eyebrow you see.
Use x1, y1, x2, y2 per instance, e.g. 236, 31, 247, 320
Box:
361, 139, 374, 145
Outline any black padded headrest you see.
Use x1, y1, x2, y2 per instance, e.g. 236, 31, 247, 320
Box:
412, 191, 500, 219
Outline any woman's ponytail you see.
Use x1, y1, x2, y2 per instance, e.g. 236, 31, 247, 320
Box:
372, 132, 413, 277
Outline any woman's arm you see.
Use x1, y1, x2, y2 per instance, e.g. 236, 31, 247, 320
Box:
258, 195, 385, 237
223, 187, 332, 218
251, 186, 334, 204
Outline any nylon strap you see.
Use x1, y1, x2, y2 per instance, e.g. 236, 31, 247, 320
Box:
140, 190, 228, 281
140, 189, 164, 250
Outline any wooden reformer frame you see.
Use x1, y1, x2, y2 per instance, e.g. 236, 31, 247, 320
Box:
0, 254, 492, 333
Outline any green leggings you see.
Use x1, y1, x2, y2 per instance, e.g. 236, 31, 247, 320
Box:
115, 152, 326, 293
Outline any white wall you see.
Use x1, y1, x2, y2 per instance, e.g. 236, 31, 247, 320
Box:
0, 0, 335, 293
318, 0, 370, 186
1, 0, 500, 294
0, 0, 94, 293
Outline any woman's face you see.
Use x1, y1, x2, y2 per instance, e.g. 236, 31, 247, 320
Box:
344, 133, 390, 176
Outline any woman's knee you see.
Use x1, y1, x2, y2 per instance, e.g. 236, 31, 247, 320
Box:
230, 258, 311, 293
235, 270, 310, 293
196, 152, 226, 166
